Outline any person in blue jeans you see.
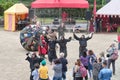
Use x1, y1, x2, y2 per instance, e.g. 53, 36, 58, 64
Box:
88, 50, 97, 79
53, 59, 62, 80
99, 60, 112, 80
59, 53, 68, 80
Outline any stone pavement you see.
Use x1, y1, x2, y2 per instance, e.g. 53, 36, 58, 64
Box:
0, 27, 120, 80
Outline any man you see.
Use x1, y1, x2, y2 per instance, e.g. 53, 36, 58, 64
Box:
99, 60, 112, 80
25, 52, 44, 80
73, 32, 93, 57
59, 53, 68, 80
57, 36, 72, 58
58, 22, 66, 40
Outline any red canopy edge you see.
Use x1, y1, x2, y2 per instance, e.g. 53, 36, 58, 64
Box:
31, 0, 89, 8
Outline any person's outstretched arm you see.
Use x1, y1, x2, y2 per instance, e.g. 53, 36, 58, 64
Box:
73, 33, 80, 40
66, 37, 72, 42
86, 32, 93, 40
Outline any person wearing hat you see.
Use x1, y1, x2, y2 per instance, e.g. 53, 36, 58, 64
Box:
38, 60, 49, 80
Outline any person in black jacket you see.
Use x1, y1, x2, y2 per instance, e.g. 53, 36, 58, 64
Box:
73, 32, 93, 57
25, 52, 44, 80
57, 36, 72, 58
45, 38, 58, 64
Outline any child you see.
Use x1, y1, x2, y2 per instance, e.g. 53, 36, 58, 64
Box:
32, 63, 40, 80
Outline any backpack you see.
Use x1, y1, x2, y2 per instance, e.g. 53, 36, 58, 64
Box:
110, 52, 119, 60
80, 65, 87, 77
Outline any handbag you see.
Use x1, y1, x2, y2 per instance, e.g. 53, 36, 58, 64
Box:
110, 52, 119, 60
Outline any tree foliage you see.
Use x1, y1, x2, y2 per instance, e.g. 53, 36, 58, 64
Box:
0, 0, 18, 16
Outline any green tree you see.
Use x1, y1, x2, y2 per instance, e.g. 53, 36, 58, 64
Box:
0, 0, 18, 16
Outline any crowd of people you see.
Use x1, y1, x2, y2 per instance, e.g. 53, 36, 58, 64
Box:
24, 21, 119, 80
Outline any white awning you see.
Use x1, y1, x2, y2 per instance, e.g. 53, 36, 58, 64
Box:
96, 0, 120, 16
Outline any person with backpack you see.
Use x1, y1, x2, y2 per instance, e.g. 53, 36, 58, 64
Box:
80, 52, 89, 80
73, 32, 93, 57
72, 62, 78, 80
106, 43, 118, 75
74, 59, 87, 80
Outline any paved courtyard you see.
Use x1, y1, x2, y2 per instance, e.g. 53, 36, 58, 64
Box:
0, 27, 120, 80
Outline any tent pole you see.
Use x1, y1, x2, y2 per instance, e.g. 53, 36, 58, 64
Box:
59, 8, 62, 23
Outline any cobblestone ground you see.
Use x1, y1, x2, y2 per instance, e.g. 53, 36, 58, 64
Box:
0, 28, 120, 80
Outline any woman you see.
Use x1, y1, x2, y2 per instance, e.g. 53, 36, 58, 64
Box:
80, 52, 88, 80
106, 43, 118, 75
74, 59, 83, 80
88, 50, 97, 79
38, 35, 48, 58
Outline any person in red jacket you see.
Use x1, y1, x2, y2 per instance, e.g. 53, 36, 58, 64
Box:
38, 35, 48, 58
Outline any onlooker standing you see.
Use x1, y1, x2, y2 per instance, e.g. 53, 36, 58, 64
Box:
106, 43, 118, 75
32, 63, 40, 80
99, 52, 106, 63
25, 52, 43, 80
99, 60, 112, 80
52, 59, 62, 80
62, 11, 68, 22
73, 62, 78, 80
74, 59, 83, 80
58, 22, 66, 40
93, 58, 102, 80
59, 53, 68, 80
88, 50, 97, 79
57, 36, 72, 58
80, 52, 89, 80
38, 60, 49, 80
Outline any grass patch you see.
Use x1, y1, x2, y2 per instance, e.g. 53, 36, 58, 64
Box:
37, 17, 87, 24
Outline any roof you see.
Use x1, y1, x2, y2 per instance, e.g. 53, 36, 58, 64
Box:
96, 0, 120, 16
4, 3, 28, 14
31, 0, 89, 8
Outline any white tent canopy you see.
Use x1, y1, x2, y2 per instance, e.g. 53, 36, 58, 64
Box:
96, 0, 120, 16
